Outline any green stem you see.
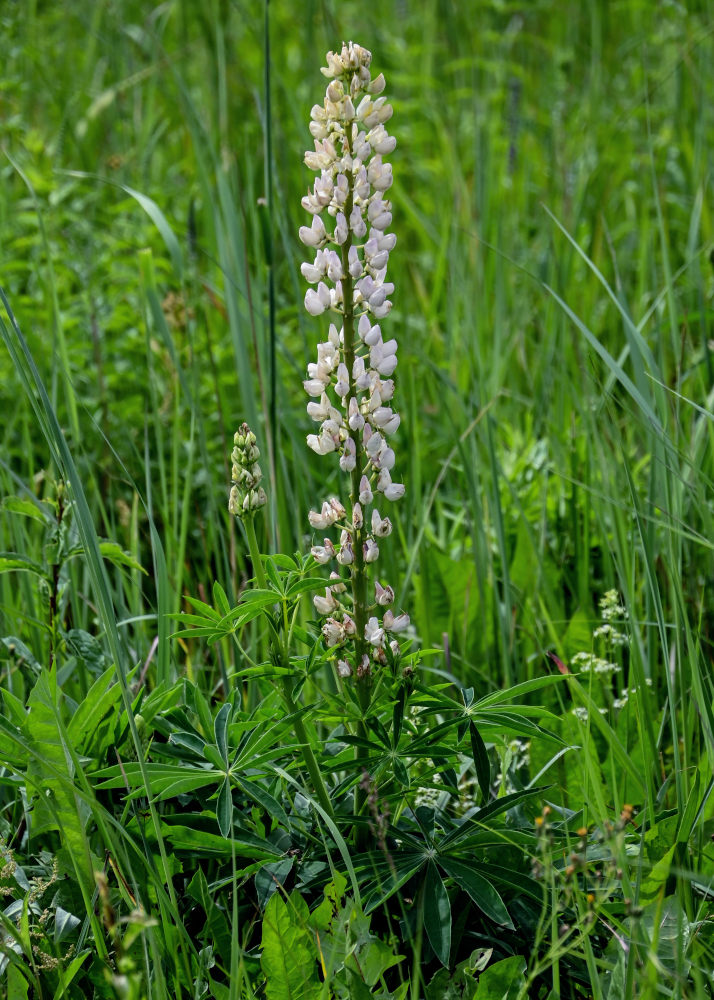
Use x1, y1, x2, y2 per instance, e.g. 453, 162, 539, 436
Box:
339, 124, 371, 838
243, 514, 335, 821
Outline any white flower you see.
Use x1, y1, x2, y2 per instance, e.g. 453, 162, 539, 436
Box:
371, 510, 392, 537
334, 363, 349, 398
383, 610, 409, 632
299, 215, 327, 247
337, 658, 352, 678
348, 397, 365, 431
359, 475, 373, 505
308, 501, 339, 529
337, 539, 354, 565
375, 581, 394, 605
322, 618, 345, 646
340, 438, 356, 471
364, 538, 379, 562
365, 616, 385, 647
314, 590, 338, 615
307, 430, 336, 455
311, 538, 336, 564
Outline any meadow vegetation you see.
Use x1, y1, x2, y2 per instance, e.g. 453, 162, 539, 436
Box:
1, 2, 713, 997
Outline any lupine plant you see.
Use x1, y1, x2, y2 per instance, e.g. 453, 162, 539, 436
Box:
299, 41, 408, 689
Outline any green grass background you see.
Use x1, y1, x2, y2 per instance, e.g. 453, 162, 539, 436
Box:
1, 1, 713, 992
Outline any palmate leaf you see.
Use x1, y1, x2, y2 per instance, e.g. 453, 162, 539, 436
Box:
216, 777, 232, 837
438, 858, 513, 928
160, 821, 282, 859
424, 862, 451, 967
469, 722, 491, 802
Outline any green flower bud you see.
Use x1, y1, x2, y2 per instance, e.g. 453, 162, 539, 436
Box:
229, 423, 267, 519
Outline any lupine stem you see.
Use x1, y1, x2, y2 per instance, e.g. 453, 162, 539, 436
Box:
243, 514, 336, 822
339, 145, 372, 835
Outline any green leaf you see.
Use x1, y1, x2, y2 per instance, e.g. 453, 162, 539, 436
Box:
469, 722, 491, 803
260, 891, 321, 1000
212, 580, 231, 616
236, 776, 289, 828
473, 955, 526, 999
0, 553, 47, 577
216, 777, 232, 837
439, 858, 514, 928
255, 859, 294, 910
423, 861, 451, 967
97, 540, 146, 573
67, 664, 121, 753
54, 906, 81, 943
214, 702, 231, 764
161, 822, 282, 859
1, 496, 53, 523
187, 867, 231, 956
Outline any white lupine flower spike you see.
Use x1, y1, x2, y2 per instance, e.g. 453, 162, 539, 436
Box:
301, 42, 408, 684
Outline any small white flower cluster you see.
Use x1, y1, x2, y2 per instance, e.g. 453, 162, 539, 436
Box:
300, 42, 408, 678
572, 652, 621, 675
592, 623, 629, 647
599, 590, 629, 623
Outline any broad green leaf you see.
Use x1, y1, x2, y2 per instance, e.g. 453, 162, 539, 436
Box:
1, 496, 53, 523
473, 955, 526, 999
160, 823, 282, 859
0, 554, 47, 577
53, 906, 81, 943
22, 672, 94, 895
255, 859, 294, 910
424, 861, 451, 967
260, 891, 321, 1000
186, 867, 231, 957
236, 776, 289, 828
67, 664, 121, 753
216, 777, 232, 837
214, 702, 231, 764
469, 721, 491, 803
439, 858, 513, 928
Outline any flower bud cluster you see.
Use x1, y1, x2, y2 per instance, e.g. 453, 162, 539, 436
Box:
300, 42, 409, 679
228, 423, 267, 518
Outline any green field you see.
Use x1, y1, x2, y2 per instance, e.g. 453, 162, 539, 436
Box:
1, 2, 713, 997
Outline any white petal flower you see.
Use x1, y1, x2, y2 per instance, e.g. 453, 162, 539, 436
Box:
371, 509, 392, 537
304, 377, 328, 396
309, 501, 339, 529
307, 431, 336, 455
334, 212, 348, 244
311, 540, 336, 564
314, 589, 338, 615
365, 616, 385, 646
384, 482, 405, 501
340, 438, 356, 471
337, 658, 352, 677
375, 580, 394, 605
334, 363, 350, 398
305, 288, 327, 316
364, 538, 379, 562
337, 540, 354, 565
359, 475, 373, 505
299, 215, 327, 247
383, 610, 410, 632
348, 397, 365, 431
348, 246, 362, 279
353, 502, 363, 529
322, 617, 345, 646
